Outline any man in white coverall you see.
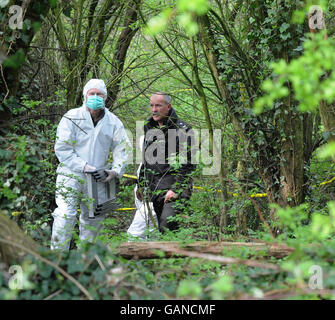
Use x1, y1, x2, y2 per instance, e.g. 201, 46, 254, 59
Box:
51, 79, 130, 250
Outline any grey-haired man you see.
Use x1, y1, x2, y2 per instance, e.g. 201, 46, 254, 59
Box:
137, 92, 196, 233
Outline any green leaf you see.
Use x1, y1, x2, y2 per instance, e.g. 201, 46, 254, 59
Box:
143, 9, 172, 36
63, 5, 72, 18
24, 19, 32, 31
177, 0, 209, 15
210, 275, 233, 296
279, 23, 290, 33
177, 12, 199, 36
317, 141, 335, 159
177, 280, 202, 298
48, 0, 57, 8
32, 22, 41, 33
280, 33, 291, 40
2, 49, 25, 69
292, 10, 305, 24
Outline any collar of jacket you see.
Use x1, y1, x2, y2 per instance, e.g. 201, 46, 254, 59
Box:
146, 107, 178, 130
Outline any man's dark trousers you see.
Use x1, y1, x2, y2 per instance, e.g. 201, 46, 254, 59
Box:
151, 190, 191, 233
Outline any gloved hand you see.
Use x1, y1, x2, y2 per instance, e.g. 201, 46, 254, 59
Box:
83, 163, 97, 173
92, 169, 107, 182
102, 169, 118, 183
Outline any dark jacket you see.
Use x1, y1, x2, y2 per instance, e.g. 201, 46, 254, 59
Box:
138, 108, 196, 195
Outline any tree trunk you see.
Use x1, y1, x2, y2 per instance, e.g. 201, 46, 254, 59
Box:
106, 0, 140, 109
190, 36, 228, 233
279, 91, 305, 207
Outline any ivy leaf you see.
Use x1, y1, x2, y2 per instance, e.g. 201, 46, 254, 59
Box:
280, 33, 291, 40
279, 22, 290, 33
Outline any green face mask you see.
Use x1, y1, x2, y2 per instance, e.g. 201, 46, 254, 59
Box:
86, 95, 104, 110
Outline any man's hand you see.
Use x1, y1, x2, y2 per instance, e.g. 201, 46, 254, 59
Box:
102, 169, 118, 183
84, 163, 97, 173
136, 187, 143, 201
164, 190, 176, 203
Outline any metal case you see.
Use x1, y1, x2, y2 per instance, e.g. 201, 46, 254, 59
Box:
86, 174, 119, 219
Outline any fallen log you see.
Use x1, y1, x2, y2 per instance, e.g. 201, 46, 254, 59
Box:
118, 241, 295, 260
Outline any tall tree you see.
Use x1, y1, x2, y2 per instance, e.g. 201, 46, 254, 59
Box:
197, 0, 315, 209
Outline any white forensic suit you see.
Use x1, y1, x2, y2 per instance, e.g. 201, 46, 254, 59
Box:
51, 105, 130, 250
127, 136, 158, 240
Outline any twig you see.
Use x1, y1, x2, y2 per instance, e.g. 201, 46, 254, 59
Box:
94, 254, 106, 271
0, 113, 64, 126
0, 64, 9, 101
77, 256, 96, 279
44, 289, 63, 300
